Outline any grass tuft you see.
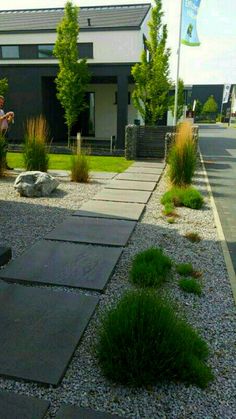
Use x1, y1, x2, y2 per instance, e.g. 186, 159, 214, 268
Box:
161, 187, 204, 210
130, 248, 172, 288
97, 290, 213, 388
167, 217, 175, 224
184, 232, 202, 243
70, 150, 90, 183
23, 115, 49, 172
179, 278, 202, 296
176, 263, 194, 276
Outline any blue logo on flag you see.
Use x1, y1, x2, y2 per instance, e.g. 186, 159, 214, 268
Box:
181, 0, 201, 46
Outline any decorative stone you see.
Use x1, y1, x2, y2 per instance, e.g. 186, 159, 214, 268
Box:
14, 171, 59, 197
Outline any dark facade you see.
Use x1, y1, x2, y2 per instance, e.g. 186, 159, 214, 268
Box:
0, 63, 133, 148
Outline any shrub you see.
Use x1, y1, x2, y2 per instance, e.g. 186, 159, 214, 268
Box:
168, 121, 197, 186
0, 133, 7, 176
130, 248, 172, 288
97, 290, 213, 388
176, 263, 194, 276
161, 187, 204, 210
167, 217, 175, 224
23, 115, 49, 172
179, 278, 202, 296
181, 188, 204, 209
184, 232, 201, 243
163, 202, 176, 216
70, 151, 90, 183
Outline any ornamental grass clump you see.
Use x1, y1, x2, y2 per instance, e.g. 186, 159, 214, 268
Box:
130, 247, 172, 288
176, 263, 194, 276
0, 132, 7, 176
168, 121, 197, 186
179, 278, 202, 296
23, 115, 49, 172
97, 290, 213, 388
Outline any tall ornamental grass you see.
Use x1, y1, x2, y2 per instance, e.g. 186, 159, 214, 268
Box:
23, 115, 49, 172
168, 121, 197, 186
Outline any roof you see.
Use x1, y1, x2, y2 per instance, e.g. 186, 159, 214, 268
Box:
0, 4, 151, 33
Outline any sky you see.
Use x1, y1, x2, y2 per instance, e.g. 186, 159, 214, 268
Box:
2, 0, 236, 85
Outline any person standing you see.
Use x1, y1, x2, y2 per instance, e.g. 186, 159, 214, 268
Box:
0, 95, 14, 170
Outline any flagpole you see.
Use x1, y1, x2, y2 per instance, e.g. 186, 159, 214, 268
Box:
173, 0, 184, 127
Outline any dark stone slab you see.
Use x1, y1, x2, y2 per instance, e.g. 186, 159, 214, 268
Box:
0, 391, 50, 419
93, 189, 151, 204
74, 201, 144, 221
132, 161, 165, 168
0, 246, 12, 267
0, 282, 98, 385
90, 171, 117, 180
0, 241, 122, 292
46, 217, 136, 247
56, 405, 123, 419
105, 180, 156, 191
124, 167, 162, 174
116, 172, 160, 182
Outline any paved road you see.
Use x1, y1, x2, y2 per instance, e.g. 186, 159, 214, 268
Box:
199, 124, 236, 271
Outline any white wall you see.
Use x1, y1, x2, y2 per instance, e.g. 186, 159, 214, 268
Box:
0, 30, 141, 64
86, 83, 138, 139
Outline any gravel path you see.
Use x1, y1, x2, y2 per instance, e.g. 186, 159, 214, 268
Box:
0, 167, 235, 418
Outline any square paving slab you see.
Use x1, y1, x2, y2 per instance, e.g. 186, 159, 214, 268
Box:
74, 200, 145, 221
132, 161, 165, 168
105, 180, 156, 191
0, 392, 50, 419
0, 241, 122, 292
90, 171, 117, 180
124, 166, 162, 174
46, 217, 136, 247
93, 188, 151, 204
116, 172, 160, 182
55, 405, 123, 419
0, 282, 98, 385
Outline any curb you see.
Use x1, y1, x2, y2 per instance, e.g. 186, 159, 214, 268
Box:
199, 150, 236, 305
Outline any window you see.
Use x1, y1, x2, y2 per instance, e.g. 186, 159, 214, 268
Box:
38, 45, 55, 59
77, 43, 93, 59
1, 46, 19, 59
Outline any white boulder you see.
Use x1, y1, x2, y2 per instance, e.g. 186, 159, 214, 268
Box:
14, 171, 59, 197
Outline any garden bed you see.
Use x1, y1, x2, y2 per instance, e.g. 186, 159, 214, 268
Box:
0, 164, 235, 418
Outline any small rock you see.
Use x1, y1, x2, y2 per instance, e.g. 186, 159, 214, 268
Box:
14, 171, 59, 197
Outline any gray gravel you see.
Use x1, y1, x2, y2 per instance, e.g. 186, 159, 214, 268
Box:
0, 167, 235, 418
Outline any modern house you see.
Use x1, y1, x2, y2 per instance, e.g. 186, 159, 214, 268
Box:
0, 4, 152, 149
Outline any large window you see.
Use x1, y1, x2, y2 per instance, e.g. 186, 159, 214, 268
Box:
38, 45, 55, 58
1, 46, 19, 59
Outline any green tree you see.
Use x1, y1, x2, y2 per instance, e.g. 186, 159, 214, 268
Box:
54, 1, 90, 143
170, 79, 185, 121
0, 78, 8, 96
132, 0, 170, 125
202, 95, 218, 114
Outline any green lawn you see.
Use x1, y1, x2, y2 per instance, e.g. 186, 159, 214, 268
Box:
7, 153, 133, 173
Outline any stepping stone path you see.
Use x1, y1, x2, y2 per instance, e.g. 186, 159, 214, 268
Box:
0, 160, 164, 413
0, 391, 50, 419
55, 405, 123, 419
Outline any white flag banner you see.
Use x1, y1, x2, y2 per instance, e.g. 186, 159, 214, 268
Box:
222, 84, 231, 103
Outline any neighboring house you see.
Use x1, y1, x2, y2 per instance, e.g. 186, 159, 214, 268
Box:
0, 4, 152, 148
